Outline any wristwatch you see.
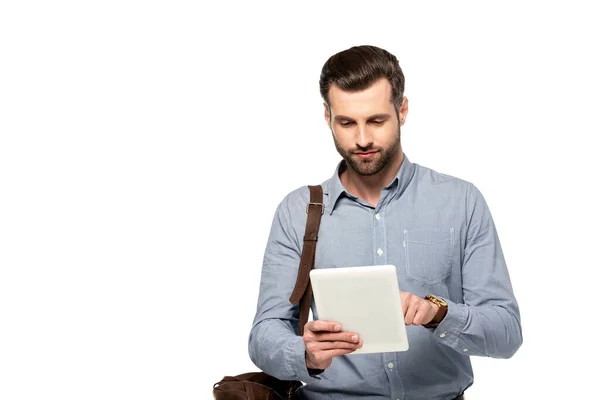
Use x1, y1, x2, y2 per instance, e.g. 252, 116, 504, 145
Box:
423, 294, 448, 328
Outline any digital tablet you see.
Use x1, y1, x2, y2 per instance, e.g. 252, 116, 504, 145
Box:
309, 264, 409, 354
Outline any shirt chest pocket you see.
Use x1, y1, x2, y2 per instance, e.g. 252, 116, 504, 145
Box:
403, 228, 455, 284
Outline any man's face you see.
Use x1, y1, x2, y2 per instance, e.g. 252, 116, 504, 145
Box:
325, 78, 406, 176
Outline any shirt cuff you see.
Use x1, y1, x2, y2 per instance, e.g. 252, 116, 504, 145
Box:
430, 297, 467, 348
285, 335, 322, 382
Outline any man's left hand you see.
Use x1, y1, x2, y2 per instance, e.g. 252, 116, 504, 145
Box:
400, 292, 438, 326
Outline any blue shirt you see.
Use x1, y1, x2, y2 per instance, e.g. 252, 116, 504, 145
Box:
248, 154, 522, 400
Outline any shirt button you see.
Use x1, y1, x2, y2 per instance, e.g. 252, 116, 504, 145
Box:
463, 349, 469, 352
387, 362, 394, 369
440, 333, 446, 338
377, 248, 383, 256
375, 213, 381, 220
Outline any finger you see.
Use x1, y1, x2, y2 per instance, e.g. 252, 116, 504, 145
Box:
308, 340, 362, 353
307, 320, 342, 333
400, 292, 410, 316
413, 305, 431, 325
405, 302, 418, 325
317, 348, 357, 361
315, 331, 359, 343
306, 320, 340, 333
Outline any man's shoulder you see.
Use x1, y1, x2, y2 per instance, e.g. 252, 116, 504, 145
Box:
278, 179, 329, 209
280, 185, 311, 207
413, 162, 476, 194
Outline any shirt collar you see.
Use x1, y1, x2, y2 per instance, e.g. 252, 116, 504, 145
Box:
324, 153, 415, 215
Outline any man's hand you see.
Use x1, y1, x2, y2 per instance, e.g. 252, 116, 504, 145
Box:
303, 320, 363, 370
401, 292, 438, 325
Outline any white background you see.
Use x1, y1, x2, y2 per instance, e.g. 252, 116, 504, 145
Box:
1, 1, 599, 399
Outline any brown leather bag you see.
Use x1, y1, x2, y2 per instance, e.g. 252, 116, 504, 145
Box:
213, 186, 324, 400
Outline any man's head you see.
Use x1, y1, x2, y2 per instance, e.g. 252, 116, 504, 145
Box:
320, 45, 407, 176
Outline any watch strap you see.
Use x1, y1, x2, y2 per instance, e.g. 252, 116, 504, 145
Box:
423, 295, 448, 328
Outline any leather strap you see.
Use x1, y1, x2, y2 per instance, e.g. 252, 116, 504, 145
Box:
289, 185, 323, 337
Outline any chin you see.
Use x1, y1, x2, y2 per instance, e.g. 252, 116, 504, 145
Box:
349, 158, 380, 176
355, 164, 383, 176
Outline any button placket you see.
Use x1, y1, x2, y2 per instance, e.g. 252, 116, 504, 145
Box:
373, 209, 386, 264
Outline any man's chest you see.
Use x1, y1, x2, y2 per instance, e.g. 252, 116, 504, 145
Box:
309, 197, 465, 298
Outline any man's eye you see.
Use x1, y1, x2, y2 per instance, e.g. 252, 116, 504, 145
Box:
340, 121, 354, 127
371, 120, 384, 125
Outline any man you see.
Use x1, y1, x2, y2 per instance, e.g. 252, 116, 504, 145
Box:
248, 45, 522, 399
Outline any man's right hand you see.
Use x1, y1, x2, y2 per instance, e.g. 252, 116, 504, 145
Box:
303, 320, 362, 370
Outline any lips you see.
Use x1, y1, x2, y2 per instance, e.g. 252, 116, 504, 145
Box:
355, 151, 378, 159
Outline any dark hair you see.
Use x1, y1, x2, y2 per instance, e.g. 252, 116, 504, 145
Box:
319, 45, 405, 111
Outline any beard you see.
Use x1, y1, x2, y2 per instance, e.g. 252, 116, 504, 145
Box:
332, 128, 401, 176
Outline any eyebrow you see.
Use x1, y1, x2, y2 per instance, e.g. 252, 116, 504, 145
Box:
333, 113, 391, 122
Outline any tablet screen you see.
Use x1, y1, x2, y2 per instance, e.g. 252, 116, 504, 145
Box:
309, 264, 409, 354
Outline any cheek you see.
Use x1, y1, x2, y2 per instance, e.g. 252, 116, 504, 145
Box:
376, 125, 399, 143
332, 128, 356, 147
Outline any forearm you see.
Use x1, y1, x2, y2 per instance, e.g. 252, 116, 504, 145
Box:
431, 298, 522, 358
248, 318, 313, 382
437, 183, 523, 358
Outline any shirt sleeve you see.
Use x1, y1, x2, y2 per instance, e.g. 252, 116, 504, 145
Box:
248, 194, 320, 383
431, 183, 523, 358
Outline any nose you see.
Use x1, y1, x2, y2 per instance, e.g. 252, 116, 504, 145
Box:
356, 124, 374, 150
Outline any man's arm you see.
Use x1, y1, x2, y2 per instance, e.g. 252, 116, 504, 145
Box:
248, 191, 363, 381
247, 194, 315, 382
430, 183, 523, 358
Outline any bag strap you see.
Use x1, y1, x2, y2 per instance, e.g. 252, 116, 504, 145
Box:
288, 185, 324, 337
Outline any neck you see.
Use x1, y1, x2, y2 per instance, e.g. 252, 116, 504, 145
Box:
341, 150, 404, 207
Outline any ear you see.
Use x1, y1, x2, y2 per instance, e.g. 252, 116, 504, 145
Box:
398, 97, 409, 126
324, 103, 331, 127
